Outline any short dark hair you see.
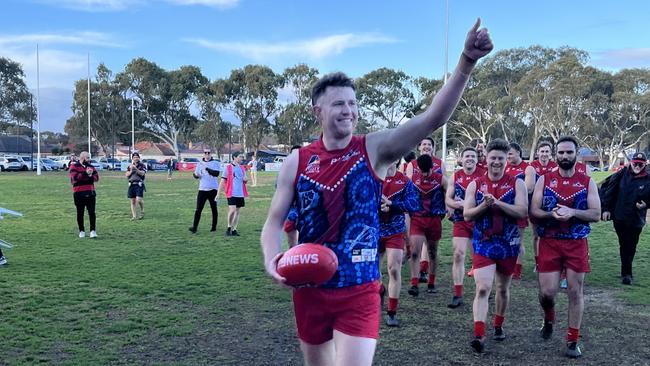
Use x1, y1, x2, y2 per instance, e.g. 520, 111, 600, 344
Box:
311, 72, 355, 106
290, 145, 302, 152
486, 138, 509, 154
403, 151, 416, 163
461, 146, 477, 157
420, 137, 435, 147
537, 141, 553, 151
232, 151, 241, 158
508, 142, 522, 157
556, 136, 579, 150
416, 154, 433, 174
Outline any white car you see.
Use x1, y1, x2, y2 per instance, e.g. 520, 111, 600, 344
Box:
99, 157, 121, 170
89, 160, 104, 171
0, 157, 26, 171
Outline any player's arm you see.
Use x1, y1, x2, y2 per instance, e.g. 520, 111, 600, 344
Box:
571, 178, 601, 222
494, 179, 528, 219
405, 162, 414, 179
366, 19, 493, 173
445, 174, 462, 210
524, 166, 536, 194
530, 175, 552, 220
261, 151, 299, 287
193, 163, 201, 179
463, 181, 489, 221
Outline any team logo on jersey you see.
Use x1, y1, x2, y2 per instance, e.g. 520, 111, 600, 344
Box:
572, 181, 584, 188
396, 179, 404, 184
562, 180, 570, 185
305, 155, 320, 174
550, 178, 558, 188
331, 149, 360, 164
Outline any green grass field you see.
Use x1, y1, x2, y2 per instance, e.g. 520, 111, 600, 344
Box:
0, 170, 648, 365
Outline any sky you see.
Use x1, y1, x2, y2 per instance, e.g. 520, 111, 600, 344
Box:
2, 0, 650, 132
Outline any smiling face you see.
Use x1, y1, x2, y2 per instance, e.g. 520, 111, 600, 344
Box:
461, 149, 477, 171
487, 149, 507, 179
631, 161, 647, 174
507, 147, 522, 165
313, 86, 358, 140
537, 145, 552, 164
418, 139, 433, 156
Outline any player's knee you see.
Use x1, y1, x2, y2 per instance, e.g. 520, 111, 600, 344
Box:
539, 293, 555, 309
476, 284, 491, 298
453, 249, 465, 263
566, 286, 583, 301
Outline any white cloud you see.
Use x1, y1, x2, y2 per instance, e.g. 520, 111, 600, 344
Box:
0, 31, 123, 48
592, 48, 650, 69
34, 0, 238, 11
164, 0, 239, 9
185, 33, 398, 61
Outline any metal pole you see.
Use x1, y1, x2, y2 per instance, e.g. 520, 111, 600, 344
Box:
30, 94, 34, 164
36, 44, 41, 175
441, 0, 449, 172
131, 98, 135, 151
87, 53, 91, 157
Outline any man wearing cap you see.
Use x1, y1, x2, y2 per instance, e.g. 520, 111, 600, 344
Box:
600, 152, 650, 285
189, 149, 221, 234
126, 152, 147, 220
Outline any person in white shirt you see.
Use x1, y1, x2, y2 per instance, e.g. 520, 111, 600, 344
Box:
189, 149, 221, 234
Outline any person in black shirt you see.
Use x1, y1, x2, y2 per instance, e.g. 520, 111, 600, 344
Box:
126, 152, 147, 220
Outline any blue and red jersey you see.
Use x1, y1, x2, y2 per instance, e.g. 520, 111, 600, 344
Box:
293, 136, 382, 288
536, 171, 592, 239
410, 155, 444, 175
505, 160, 529, 181
575, 162, 588, 175
379, 171, 420, 238
472, 174, 521, 259
411, 168, 446, 217
450, 167, 486, 223
531, 160, 558, 180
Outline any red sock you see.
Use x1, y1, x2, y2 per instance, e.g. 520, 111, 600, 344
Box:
387, 297, 399, 313
543, 308, 555, 322
420, 260, 429, 273
567, 327, 580, 342
410, 277, 419, 286
515, 263, 522, 275
454, 285, 463, 297
494, 314, 505, 327
428, 274, 436, 286
474, 321, 486, 338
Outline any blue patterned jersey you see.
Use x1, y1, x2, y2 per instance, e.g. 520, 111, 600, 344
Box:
472, 174, 521, 259
536, 171, 592, 239
411, 169, 446, 217
379, 171, 420, 237
294, 136, 382, 288
450, 167, 486, 222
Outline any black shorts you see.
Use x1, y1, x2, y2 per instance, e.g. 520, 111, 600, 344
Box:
128, 182, 145, 198
227, 197, 245, 208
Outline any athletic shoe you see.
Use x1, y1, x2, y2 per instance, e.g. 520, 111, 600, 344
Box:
565, 342, 582, 358
231, 230, 240, 236
89, 231, 97, 238
622, 275, 632, 285
188, 227, 197, 234
210, 227, 216, 232
408, 285, 419, 297
493, 326, 506, 341
138, 213, 144, 220
418, 271, 427, 283
540, 321, 553, 340
470, 336, 486, 353
560, 278, 568, 289
448, 296, 463, 308
385, 314, 400, 327
426, 284, 437, 293
0, 256, 7, 266
79, 231, 86, 238
225, 228, 232, 236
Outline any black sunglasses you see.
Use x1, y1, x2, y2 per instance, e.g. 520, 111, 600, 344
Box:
632, 162, 646, 168
204, 151, 211, 154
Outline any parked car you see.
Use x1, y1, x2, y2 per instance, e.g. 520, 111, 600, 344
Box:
40, 158, 60, 171
89, 159, 104, 171
176, 158, 200, 172
99, 157, 122, 170
0, 157, 26, 171
144, 159, 167, 171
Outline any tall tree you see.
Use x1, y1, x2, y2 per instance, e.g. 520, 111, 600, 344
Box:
356, 67, 415, 130
274, 64, 319, 148
0, 57, 35, 133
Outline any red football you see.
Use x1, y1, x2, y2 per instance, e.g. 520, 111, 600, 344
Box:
276, 244, 338, 286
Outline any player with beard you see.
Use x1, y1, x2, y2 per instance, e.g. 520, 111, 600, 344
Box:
504, 142, 535, 279
408, 154, 448, 296
463, 139, 528, 353
379, 161, 420, 326
445, 146, 486, 308
530, 136, 600, 358
406, 137, 446, 282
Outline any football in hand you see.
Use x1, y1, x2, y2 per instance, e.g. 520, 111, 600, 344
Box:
276, 244, 338, 287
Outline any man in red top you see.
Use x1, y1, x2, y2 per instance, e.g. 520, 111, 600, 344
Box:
445, 146, 486, 308
69, 151, 99, 238
261, 19, 493, 366
474, 139, 487, 171
530, 136, 600, 358
504, 142, 535, 279
529, 141, 558, 266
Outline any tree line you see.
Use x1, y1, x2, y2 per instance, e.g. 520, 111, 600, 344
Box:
1, 46, 648, 168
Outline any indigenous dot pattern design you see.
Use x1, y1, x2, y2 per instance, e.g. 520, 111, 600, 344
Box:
536, 171, 591, 239
450, 168, 486, 223
472, 175, 521, 260
380, 172, 420, 238
411, 169, 446, 217
294, 136, 382, 289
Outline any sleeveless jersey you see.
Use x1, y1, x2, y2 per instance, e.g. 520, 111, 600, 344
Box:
531, 160, 558, 180
536, 171, 591, 239
379, 171, 420, 237
575, 162, 588, 175
472, 174, 521, 259
411, 168, 446, 217
450, 167, 486, 222
505, 160, 529, 181
294, 136, 382, 288
476, 160, 488, 171
410, 155, 444, 175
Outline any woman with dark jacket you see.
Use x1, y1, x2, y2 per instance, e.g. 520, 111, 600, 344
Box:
600, 152, 650, 285
69, 151, 99, 238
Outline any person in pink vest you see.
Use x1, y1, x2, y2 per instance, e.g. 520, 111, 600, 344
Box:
218, 151, 248, 236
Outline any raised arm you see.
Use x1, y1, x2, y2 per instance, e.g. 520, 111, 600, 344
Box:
366, 19, 493, 174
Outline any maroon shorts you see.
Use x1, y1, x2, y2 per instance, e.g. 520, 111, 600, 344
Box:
292, 281, 381, 345
517, 217, 529, 229
537, 237, 590, 273
472, 253, 518, 276
283, 219, 296, 233
453, 221, 474, 238
379, 233, 405, 253
410, 216, 442, 241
